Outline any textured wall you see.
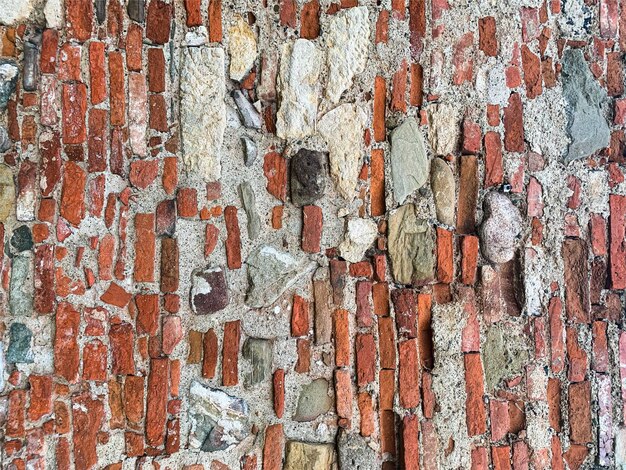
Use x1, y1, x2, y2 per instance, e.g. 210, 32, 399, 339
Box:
0, 0, 624, 468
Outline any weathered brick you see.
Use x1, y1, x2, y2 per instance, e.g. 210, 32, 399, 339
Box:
399, 339, 419, 408
569, 381, 592, 444
62, 84, 87, 144
302, 205, 323, 253
503, 93, 524, 153
457, 155, 478, 234
373, 76, 386, 142
134, 213, 156, 282
224, 206, 242, 269
146, 358, 169, 447
464, 353, 487, 436
202, 329, 218, 379
222, 320, 241, 386
356, 333, 376, 386
54, 303, 81, 383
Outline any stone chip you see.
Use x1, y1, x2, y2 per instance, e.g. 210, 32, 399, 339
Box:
228, 16, 257, 82
430, 157, 456, 226
290, 148, 327, 207
191, 266, 229, 314
285, 441, 334, 470
338, 218, 378, 264
479, 191, 522, 264
390, 117, 430, 204
294, 378, 333, 422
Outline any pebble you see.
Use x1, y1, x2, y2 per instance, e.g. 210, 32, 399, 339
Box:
290, 148, 327, 207
479, 191, 522, 264
232, 89, 261, 130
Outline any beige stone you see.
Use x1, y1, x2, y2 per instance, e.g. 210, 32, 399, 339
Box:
228, 16, 257, 81
0, 164, 14, 221
284, 441, 334, 470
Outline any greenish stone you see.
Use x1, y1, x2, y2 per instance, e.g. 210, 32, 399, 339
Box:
0, 163, 15, 222
285, 441, 334, 470
239, 181, 261, 240
6, 323, 33, 363
9, 225, 33, 255
482, 325, 529, 392
390, 117, 430, 204
9, 254, 33, 316
294, 378, 332, 422
430, 157, 456, 226
242, 338, 273, 386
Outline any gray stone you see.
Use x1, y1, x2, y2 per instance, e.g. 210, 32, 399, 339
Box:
390, 117, 430, 204
188, 381, 250, 451
428, 104, 458, 155
615, 427, 626, 469
9, 254, 33, 316
191, 267, 229, 314
290, 149, 327, 207
294, 378, 332, 422
479, 192, 522, 264
388, 204, 435, 285
482, 324, 529, 392
0, 59, 19, 111
337, 431, 381, 470
6, 323, 33, 363
338, 218, 378, 263
326, 6, 370, 103
562, 48, 610, 163
180, 47, 226, 181
228, 16, 257, 81
245, 245, 315, 308
242, 338, 273, 386
0, 164, 15, 221
232, 90, 261, 130
241, 135, 257, 167
9, 225, 33, 255
239, 181, 261, 240
285, 441, 334, 470
94, 0, 105, 23
127, 0, 145, 23
0, 126, 11, 152
430, 157, 456, 225
22, 41, 38, 92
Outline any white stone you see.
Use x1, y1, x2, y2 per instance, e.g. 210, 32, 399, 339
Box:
128, 73, 147, 157
339, 218, 378, 263
185, 27, 208, 46
276, 39, 323, 140
0, 0, 34, 25
326, 6, 370, 103
615, 427, 626, 469
318, 103, 366, 200
180, 47, 226, 181
44, 0, 64, 29
228, 17, 257, 81
428, 104, 459, 155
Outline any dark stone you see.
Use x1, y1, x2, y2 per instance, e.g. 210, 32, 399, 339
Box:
7, 323, 33, 363
0, 59, 19, 111
241, 135, 257, 167
242, 338, 273, 386
22, 42, 38, 92
191, 267, 229, 314
95, 0, 106, 23
232, 90, 261, 129
10, 225, 34, 255
290, 149, 327, 207
127, 0, 145, 23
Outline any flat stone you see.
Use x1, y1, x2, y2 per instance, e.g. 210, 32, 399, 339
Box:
241, 135, 257, 166
325, 6, 370, 103
245, 245, 314, 308
428, 104, 459, 155
184, 27, 208, 46
239, 181, 261, 240
337, 431, 381, 470
127, 0, 145, 23
615, 427, 626, 468
0, 0, 34, 25
390, 117, 430, 204
290, 148, 327, 207
338, 218, 378, 263
294, 378, 332, 422
0, 164, 15, 221
285, 441, 334, 470
9, 254, 33, 316
242, 338, 273, 386
276, 39, 322, 139
562, 48, 610, 163
0, 60, 19, 111
479, 191, 522, 264
191, 267, 229, 314
228, 16, 257, 81
388, 204, 435, 285
232, 90, 261, 130
0, 126, 10, 152
482, 324, 529, 392
180, 47, 226, 181
22, 41, 38, 92
9, 225, 33, 255
188, 381, 250, 451
318, 104, 366, 200
430, 157, 456, 226
6, 323, 33, 363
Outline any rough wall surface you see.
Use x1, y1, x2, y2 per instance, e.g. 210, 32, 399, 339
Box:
0, 0, 624, 469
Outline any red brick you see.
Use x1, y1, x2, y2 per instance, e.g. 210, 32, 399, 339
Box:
521, 45, 542, 99
380, 409, 396, 456
279, 0, 297, 27
6, 390, 26, 438
608, 52, 624, 97
124, 375, 145, 426
355, 281, 372, 327
109, 52, 126, 126
600, 0, 619, 37
592, 321, 609, 372
72, 393, 104, 470
291, 295, 310, 337
378, 316, 396, 369
408, 0, 426, 59
410, 63, 423, 107
373, 76, 386, 142
456, 155, 478, 234
146, 358, 169, 447
399, 339, 419, 408
504, 93, 524, 152
379, 369, 395, 410
335, 369, 352, 425
436, 227, 453, 283
208, 0, 223, 42
549, 296, 565, 373
358, 392, 374, 437
40, 29, 59, 74
273, 369, 285, 418
28, 375, 53, 421
109, 322, 135, 374
563, 445, 588, 470
263, 152, 287, 201
562, 239, 589, 323
402, 414, 419, 470
176, 188, 197, 218
82, 340, 108, 381
224, 206, 242, 269
370, 149, 386, 216
492, 445, 512, 470
569, 381, 592, 444
184, 0, 202, 26
452, 32, 474, 85
149, 94, 168, 131
62, 83, 87, 144
479, 16, 497, 56
54, 302, 81, 383
136, 293, 159, 336
566, 326, 588, 383
417, 293, 433, 368
333, 308, 350, 367
610, 194, 626, 288
489, 399, 509, 441
302, 205, 322, 253
547, 378, 561, 432
484, 131, 503, 187
134, 213, 156, 282
295, 338, 310, 373
202, 329, 218, 379
66, 0, 93, 41
472, 447, 489, 470
125, 431, 144, 457
390, 60, 408, 112
262, 424, 283, 470
58, 43, 82, 81
222, 320, 241, 386
372, 282, 389, 316
464, 353, 487, 436
146, 0, 172, 44
392, 288, 418, 338
301, 0, 321, 39
34, 244, 55, 314
461, 235, 479, 285
148, 48, 166, 93
356, 333, 376, 386
101, 282, 132, 307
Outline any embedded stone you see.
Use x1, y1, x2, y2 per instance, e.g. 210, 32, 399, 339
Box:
7, 323, 33, 363
430, 157, 456, 226
0, 60, 18, 111
479, 191, 522, 264
428, 104, 459, 155
0, 164, 15, 221
276, 39, 322, 139
239, 181, 261, 240
232, 90, 261, 130
290, 148, 327, 207
338, 218, 378, 264
245, 245, 314, 308
127, 0, 145, 23
228, 16, 257, 81
188, 381, 250, 452
241, 135, 257, 167
22, 41, 38, 92
561, 48, 610, 163
0, 126, 10, 152
318, 104, 366, 200
326, 6, 370, 103
294, 378, 332, 422
242, 338, 273, 386
9, 225, 34, 255
180, 47, 226, 181
191, 267, 229, 314
337, 431, 380, 470
390, 117, 429, 204
482, 324, 529, 392
9, 254, 33, 316
285, 441, 334, 470
388, 204, 435, 285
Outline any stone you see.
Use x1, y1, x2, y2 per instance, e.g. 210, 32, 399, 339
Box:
127, 0, 145, 23
284, 441, 334, 470
325, 6, 370, 103
337, 430, 381, 470
390, 117, 430, 204
0, 126, 10, 152
22, 41, 38, 92
242, 338, 273, 386
245, 245, 314, 308
562, 49, 610, 162
479, 191, 522, 264
232, 90, 261, 130
0, 164, 14, 221
7, 323, 33, 363
318, 103, 366, 200
616, 427, 626, 468
388, 204, 435, 285
241, 135, 257, 166
276, 39, 323, 139
482, 324, 529, 392
9, 255, 33, 316
185, 27, 208, 46
191, 267, 229, 314
430, 157, 456, 225
338, 218, 378, 263
428, 104, 458, 155
180, 47, 226, 181
290, 148, 327, 207
294, 378, 332, 422
238, 182, 261, 240
0, 60, 19, 111
188, 381, 250, 451
9, 225, 34, 255
0, 0, 33, 25
228, 16, 257, 81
